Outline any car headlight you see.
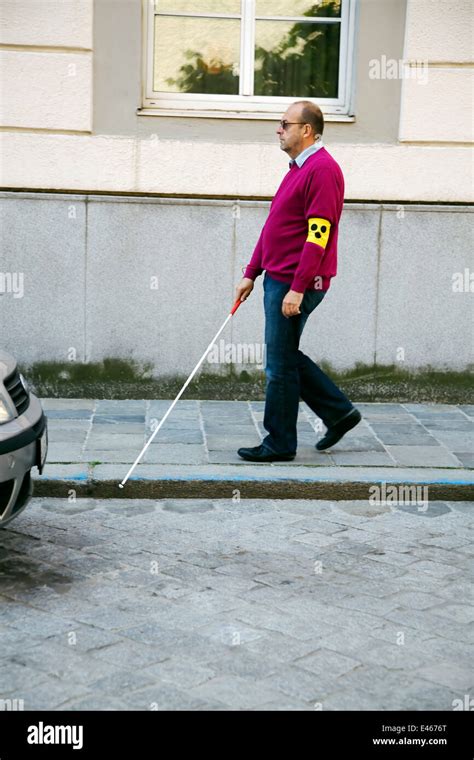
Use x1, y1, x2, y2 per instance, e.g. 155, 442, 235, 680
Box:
0, 398, 15, 423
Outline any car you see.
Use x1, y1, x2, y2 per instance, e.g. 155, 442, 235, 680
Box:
0, 350, 48, 527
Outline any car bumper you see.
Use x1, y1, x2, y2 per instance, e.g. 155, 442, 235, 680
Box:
0, 394, 48, 526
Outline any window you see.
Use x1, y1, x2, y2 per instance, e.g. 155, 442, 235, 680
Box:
142, 0, 357, 118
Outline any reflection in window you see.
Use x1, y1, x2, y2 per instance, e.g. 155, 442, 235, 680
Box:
154, 16, 240, 94
255, 20, 340, 97
255, 0, 341, 17
152, 1, 344, 98
156, 0, 240, 12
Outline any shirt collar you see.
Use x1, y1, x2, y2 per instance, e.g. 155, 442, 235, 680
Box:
289, 139, 324, 169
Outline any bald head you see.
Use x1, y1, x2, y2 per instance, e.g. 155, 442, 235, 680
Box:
276, 100, 324, 160
293, 100, 324, 138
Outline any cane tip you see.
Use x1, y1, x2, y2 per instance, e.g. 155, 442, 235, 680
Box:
118, 483, 124, 489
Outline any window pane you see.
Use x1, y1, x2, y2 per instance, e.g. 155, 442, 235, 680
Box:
153, 16, 240, 94
155, 1, 241, 14
254, 19, 340, 97
255, 0, 341, 18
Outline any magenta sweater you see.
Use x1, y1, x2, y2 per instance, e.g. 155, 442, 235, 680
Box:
244, 147, 344, 292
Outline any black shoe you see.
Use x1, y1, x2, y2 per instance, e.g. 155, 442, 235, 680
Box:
237, 444, 295, 462
315, 409, 362, 451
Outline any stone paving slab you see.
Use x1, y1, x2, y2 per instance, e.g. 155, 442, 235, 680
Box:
0, 497, 472, 711
31, 400, 474, 499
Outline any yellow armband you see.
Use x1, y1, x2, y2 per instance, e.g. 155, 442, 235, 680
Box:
306, 217, 331, 248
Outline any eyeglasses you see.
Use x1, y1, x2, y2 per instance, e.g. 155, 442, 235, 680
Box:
278, 120, 306, 130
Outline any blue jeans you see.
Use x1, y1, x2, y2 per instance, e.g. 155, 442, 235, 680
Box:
262, 273, 354, 455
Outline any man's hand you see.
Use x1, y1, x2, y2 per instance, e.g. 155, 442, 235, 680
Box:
282, 289, 304, 318
235, 277, 254, 303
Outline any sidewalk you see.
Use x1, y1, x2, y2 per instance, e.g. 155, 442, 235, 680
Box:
34, 400, 474, 500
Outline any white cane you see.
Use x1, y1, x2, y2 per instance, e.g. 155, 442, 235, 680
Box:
119, 296, 244, 488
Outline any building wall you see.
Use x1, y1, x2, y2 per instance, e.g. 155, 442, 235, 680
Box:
0, 0, 93, 131
0, 0, 472, 200
0, 1, 472, 374
1, 192, 472, 373
399, 0, 473, 144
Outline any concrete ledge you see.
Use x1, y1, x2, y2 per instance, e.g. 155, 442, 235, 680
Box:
33, 465, 474, 501
2, 191, 473, 212
2, 193, 472, 373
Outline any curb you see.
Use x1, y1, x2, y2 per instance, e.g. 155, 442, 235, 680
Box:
34, 477, 474, 501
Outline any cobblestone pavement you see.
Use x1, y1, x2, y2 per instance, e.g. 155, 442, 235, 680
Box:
0, 497, 473, 711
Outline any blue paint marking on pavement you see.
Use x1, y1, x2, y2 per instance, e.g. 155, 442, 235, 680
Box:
41, 473, 89, 481
38, 472, 474, 486
124, 473, 474, 485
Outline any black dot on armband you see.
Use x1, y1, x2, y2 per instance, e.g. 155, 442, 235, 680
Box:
311, 224, 318, 231
321, 226, 327, 233
315, 232, 321, 238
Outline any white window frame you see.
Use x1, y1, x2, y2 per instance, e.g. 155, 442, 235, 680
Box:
140, 0, 357, 120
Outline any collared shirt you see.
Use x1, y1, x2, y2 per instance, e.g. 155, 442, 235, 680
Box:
289, 139, 324, 168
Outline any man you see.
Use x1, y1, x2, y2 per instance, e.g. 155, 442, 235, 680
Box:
235, 100, 361, 463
